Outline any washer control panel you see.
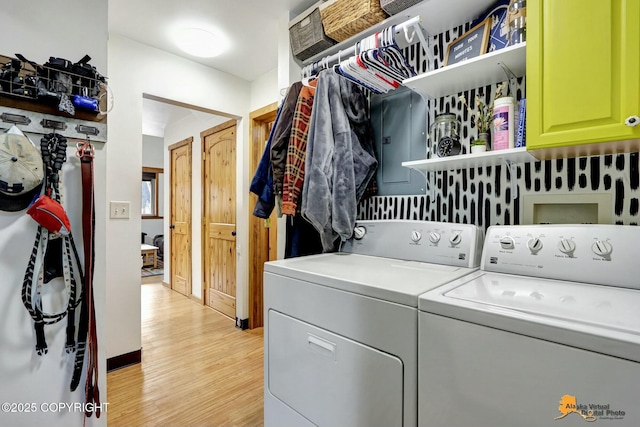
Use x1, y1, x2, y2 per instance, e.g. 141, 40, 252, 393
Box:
341, 220, 484, 268
482, 224, 640, 289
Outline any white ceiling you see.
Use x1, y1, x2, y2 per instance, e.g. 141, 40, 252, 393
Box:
110, 0, 316, 136
108, 0, 316, 82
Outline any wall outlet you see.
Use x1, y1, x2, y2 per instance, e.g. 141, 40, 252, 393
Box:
110, 201, 131, 219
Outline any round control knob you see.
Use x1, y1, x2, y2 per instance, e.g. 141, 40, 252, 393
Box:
592, 240, 613, 257
428, 231, 441, 244
527, 237, 543, 254
499, 236, 515, 250
410, 230, 422, 243
353, 226, 366, 240
558, 238, 576, 255
449, 232, 462, 246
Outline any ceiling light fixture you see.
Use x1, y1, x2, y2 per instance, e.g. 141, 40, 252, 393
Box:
174, 27, 227, 58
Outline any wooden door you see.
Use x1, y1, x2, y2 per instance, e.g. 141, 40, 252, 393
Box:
169, 137, 192, 296
527, 0, 640, 153
203, 120, 237, 319
248, 103, 278, 329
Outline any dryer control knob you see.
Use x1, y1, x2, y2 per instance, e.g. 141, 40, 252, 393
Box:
558, 238, 576, 255
428, 231, 441, 244
411, 230, 422, 242
527, 237, 543, 253
449, 232, 462, 246
592, 240, 613, 258
353, 226, 366, 240
499, 236, 515, 250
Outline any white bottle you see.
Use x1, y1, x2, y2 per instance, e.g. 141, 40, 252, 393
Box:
493, 97, 515, 150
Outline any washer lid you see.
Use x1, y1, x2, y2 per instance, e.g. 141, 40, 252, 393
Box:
419, 272, 640, 362
264, 253, 478, 307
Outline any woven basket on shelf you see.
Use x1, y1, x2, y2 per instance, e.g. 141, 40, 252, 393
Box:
380, 0, 422, 16
319, 0, 389, 42
289, 8, 337, 61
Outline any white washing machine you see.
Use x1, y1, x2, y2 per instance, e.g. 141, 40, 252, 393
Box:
264, 220, 484, 427
418, 224, 640, 427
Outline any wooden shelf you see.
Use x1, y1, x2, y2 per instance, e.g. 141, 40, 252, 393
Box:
402, 147, 538, 173
300, 0, 496, 65
403, 42, 526, 99
0, 95, 106, 123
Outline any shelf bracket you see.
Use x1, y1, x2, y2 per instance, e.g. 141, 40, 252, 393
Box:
503, 159, 519, 201
498, 61, 519, 97
408, 166, 435, 199
409, 18, 434, 67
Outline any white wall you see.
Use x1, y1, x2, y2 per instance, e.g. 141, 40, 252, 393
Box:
142, 135, 164, 244
250, 68, 279, 112
0, 1, 107, 426
107, 34, 251, 358
163, 112, 228, 299
142, 135, 164, 168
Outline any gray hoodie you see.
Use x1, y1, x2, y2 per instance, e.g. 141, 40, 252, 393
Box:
301, 70, 377, 252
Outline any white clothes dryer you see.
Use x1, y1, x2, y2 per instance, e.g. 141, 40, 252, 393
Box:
418, 224, 640, 427
264, 220, 484, 427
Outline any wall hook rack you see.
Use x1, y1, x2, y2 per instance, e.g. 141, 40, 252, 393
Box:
75, 124, 99, 137
0, 106, 107, 143
40, 118, 67, 131
1, 112, 31, 126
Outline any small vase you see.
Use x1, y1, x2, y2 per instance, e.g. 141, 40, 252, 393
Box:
471, 145, 486, 154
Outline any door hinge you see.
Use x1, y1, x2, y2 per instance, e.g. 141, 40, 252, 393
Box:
202, 152, 206, 161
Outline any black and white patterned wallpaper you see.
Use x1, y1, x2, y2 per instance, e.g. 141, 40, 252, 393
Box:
359, 153, 640, 226
357, 20, 640, 228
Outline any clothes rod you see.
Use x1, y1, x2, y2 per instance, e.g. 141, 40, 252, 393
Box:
303, 16, 432, 76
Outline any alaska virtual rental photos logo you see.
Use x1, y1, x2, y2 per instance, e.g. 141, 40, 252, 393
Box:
555, 395, 626, 422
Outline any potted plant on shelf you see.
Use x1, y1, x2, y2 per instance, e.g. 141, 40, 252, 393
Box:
470, 138, 488, 154
460, 82, 507, 154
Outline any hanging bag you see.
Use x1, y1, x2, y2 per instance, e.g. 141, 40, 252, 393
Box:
26, 194, 72, 236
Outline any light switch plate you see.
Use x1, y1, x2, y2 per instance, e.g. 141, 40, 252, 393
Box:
110, 201, 130, 219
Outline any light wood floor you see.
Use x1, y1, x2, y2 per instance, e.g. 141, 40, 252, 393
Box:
107, 280, 264, 427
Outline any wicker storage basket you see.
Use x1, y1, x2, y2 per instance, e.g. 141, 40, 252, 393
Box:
319, 0, 389, 42
379, 0, 422, 16
289, 7, 337, 61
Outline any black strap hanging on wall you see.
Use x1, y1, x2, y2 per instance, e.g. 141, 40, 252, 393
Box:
21, 132, 83, 356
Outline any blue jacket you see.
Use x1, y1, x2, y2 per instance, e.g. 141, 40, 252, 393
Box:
250, 105, 282, 218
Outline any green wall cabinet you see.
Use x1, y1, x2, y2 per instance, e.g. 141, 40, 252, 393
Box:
527, 0, 640, 155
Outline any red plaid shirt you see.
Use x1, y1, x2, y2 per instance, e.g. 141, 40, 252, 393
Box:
282, 83, 316, 216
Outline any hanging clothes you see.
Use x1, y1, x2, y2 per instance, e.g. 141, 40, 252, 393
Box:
301, 70, 377, 252
282, 79, 317, 216
270, 81, 303, 216
285, 212, 323, 258
250, 83, 303, 218
249, 104, 281, 219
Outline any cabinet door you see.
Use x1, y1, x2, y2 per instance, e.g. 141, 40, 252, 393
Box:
527, 0, 640, 151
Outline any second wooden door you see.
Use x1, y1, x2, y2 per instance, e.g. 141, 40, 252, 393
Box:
169, 137, 192, 297
203, 120, 237, 319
